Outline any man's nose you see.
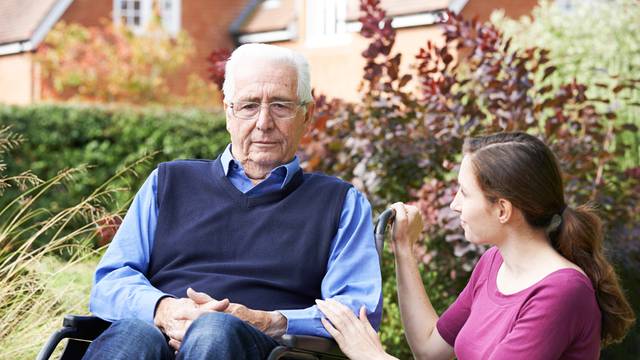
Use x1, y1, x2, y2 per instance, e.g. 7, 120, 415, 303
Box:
255, 104, 274, 130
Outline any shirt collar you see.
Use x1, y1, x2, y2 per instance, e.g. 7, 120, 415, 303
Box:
220, 144, 301, 188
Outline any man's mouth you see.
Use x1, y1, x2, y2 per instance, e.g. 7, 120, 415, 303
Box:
252, 141, 278, 146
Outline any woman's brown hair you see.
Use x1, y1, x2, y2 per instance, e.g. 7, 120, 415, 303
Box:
463, 132, 635, 346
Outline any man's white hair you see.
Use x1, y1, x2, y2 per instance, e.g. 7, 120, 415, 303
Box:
222, 43, 312, 104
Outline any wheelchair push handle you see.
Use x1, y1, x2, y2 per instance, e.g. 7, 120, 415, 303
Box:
374, 208, 396, 260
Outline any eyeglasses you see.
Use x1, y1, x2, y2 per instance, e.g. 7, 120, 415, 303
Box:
229, 101, 305, 120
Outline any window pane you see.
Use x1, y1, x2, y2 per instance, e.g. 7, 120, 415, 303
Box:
134, 1, 140, 10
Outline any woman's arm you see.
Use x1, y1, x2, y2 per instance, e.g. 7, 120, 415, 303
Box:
390, 203, 453, 360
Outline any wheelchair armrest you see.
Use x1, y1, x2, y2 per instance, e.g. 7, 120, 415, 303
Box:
276, 334, 344, 356
62, 315, 112, 340
36, 315, 111, 360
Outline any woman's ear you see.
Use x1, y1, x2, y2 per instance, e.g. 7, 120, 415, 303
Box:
496, 199, 512, 224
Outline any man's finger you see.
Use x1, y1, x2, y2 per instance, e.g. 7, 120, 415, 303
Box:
199, 298, 230, 312
168, 338, 181, 351
187, 287, 214, 304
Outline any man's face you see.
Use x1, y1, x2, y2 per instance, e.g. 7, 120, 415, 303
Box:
225, 60, 313, 172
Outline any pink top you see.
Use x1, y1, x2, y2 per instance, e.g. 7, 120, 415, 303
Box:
436, 247, 601, 360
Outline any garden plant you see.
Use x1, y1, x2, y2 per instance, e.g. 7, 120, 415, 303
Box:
208, 0, 640, 357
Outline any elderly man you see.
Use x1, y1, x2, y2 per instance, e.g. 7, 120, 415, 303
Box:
83, 43, 382, 360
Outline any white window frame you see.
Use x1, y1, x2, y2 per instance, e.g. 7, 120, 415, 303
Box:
160, 0, 181, 36
306, 0, 350, 46
113, 0, 181, 36
113, 0, 152, 34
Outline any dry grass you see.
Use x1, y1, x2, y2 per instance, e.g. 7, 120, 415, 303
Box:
0, 125, 153, 359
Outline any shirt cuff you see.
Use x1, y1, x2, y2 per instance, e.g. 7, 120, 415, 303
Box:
137, 289, 174, 324
279, 308, 330, 338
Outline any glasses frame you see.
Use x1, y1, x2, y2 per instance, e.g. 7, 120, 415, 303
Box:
228, 101, 307, 121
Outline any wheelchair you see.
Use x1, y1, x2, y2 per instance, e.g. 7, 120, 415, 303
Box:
37, 209, 395, 360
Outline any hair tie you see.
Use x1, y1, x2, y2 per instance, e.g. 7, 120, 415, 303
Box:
560, 204, 568, 215
546, 213, 563, 234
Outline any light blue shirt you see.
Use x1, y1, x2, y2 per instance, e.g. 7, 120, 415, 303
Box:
89, 145, 382, 337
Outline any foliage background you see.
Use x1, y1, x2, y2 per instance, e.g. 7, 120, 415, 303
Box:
1, 0, 638, 358
493, 0, 640, 168
37, 21, 221, 107
0, 104, 228, 217
295, 0, 640, 358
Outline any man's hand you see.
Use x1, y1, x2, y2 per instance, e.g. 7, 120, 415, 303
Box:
187, 289, 288, 337
154, 291, 229, 350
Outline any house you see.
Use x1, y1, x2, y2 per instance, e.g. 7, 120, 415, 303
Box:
234, 0, 538, 101
0, 0, 249, 105
0, 0, 536, 105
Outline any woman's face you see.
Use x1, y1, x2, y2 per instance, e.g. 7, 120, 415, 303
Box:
449, 155, 502, 245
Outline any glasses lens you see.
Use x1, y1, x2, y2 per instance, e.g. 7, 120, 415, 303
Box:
234, 102, 260, 119
233, 101, 300, 120
269, 102, 297, 119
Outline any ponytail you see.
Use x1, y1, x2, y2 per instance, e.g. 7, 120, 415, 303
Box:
552, 204, 636, 346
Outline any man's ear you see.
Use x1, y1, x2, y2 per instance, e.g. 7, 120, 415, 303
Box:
224, 102, 231, 132
303, 101, 315, 128
496, 198, 513, 224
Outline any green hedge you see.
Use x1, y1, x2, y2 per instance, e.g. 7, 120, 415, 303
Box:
0, 103, 229, 213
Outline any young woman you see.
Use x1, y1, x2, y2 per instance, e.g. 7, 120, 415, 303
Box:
316, 132, 635, 360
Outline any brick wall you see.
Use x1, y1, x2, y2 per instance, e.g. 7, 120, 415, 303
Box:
48, 0, 249, 100
461, 0, 538, 21
168, 0, 248, 95
280, 0, 537, 101
60, 0, 112, 26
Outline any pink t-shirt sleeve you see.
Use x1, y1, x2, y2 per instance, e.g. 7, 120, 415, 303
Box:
436, 247, 496, 346
488, 274, 600, 360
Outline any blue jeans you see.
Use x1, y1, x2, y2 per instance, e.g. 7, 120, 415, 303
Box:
82, 312, 279, 360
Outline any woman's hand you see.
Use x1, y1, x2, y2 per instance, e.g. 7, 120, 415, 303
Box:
316, 299, 394, 360
389, 202, 424, 256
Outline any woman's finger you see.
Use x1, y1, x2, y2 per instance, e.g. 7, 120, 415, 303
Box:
319, 299, 357, 329
359, 306, 379, 338
321, 317, 343, 342
316, 300, 344, 327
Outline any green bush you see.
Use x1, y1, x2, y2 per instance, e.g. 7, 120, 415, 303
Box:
0, 104, 229, 215
493, 0, 640, 168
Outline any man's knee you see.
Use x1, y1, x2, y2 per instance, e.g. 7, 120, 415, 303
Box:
110, 318, 166, 343
179, 312, 277, 359
84, 319, 169, 360
185, 312, 246, 345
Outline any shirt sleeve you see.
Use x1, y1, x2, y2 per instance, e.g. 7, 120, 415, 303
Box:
488, 276, 600, 360
89, 169, 170, 324
279, 187, 382, 337
436, 247, 496, 346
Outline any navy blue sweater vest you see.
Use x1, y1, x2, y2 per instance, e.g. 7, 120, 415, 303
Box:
147, 158, 352, 311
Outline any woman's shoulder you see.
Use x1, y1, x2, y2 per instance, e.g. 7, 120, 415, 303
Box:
474, 246, 500, 272
525, 269, 599, 317
467, 246, 500, 284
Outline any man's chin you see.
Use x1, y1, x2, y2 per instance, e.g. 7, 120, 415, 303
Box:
247, 155, 284, 169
